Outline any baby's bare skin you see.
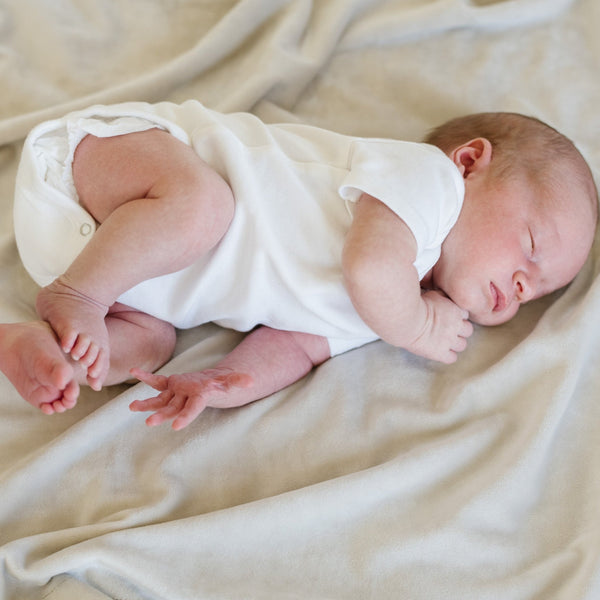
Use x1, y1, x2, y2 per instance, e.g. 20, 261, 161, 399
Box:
130, 367, 253, 430
36, 276, 110, 389
0, 320, 80, 414
0, 129, 235, 417
0, 301, 178, 414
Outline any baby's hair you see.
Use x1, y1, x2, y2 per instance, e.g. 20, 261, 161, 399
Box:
424, 112, 598, 219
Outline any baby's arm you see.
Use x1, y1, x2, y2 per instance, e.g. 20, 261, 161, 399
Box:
342, 194, 472, 363
129, 326, 330, 430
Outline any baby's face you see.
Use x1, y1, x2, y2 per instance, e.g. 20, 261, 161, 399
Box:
431, 175, 596, 326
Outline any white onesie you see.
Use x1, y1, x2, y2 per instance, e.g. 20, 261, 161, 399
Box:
13, 101, 464, 355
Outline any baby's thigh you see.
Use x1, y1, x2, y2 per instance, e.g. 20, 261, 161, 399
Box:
72, 128, 227, 224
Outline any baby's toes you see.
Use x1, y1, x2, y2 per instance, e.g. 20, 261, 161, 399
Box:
60, 384, 79, 409
50, 399, 69, 414
86, 348, 109, 390
57, 327, 79, 355
39, 403, 56, 415
86, 375, 103, 392
80, 343, 100, 368
70, 333, 93, 361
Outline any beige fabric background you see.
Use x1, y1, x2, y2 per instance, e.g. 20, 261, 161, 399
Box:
1, 1, 599, 598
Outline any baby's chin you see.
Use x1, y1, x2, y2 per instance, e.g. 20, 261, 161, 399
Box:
469, 307, 520, 327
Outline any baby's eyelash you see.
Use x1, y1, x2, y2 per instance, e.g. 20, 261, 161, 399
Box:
529, 230, 535, 255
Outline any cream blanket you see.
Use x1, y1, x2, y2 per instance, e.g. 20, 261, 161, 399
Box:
1, 1, 600, 599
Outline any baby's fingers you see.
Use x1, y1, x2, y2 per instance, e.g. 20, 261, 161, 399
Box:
146, 402, 184, 427
130, 367, 169, 391
129, 390, 173, 413
450, 318, 472, 354
460, 318, 474, 339
451, 335, 468, 354
171, 396, 209, 431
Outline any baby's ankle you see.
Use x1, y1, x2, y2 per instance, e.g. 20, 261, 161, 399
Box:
35, 278, 111, 335
44, 276, 110, 313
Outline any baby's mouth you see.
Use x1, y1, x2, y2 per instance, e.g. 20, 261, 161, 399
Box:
490, 282, 507, 312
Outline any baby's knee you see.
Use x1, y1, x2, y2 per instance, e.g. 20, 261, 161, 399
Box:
184, 160, 235, 250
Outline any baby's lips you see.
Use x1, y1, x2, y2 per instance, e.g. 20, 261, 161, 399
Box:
490, 282, 507, 312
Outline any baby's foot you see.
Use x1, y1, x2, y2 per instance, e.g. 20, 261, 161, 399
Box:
36, 277, 110, 388
0, 321, 80, 413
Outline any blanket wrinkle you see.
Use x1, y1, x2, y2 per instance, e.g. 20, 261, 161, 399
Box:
256, 0, 378, 109
0, 0, 363, 143
339, 0, 576, 50
0, 0, 271, 144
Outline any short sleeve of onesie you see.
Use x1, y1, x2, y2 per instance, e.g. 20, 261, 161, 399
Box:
338, 139, 464, 279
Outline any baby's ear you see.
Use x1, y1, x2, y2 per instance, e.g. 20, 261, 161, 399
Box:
450, 137, 493, 178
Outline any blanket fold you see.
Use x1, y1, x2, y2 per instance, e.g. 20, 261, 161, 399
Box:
1, 0, 599, 598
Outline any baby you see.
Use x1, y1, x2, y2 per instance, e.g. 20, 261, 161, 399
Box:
0, 102, 596, 430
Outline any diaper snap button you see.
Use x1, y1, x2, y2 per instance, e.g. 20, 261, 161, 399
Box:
80, 223, 93, 236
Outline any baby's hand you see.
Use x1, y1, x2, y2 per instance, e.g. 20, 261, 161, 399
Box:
129, 367, 253, 430
406, 290, 473, 364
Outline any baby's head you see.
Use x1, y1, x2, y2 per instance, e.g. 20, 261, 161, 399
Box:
424, 112, 598, 326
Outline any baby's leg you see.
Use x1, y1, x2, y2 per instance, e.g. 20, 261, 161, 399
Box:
39, 127, 234, 385
101, 303, 177, 388
0, 303, 176, 414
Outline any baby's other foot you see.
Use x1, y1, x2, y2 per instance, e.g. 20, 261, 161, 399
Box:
36, 277, 110, 388
0, 321, 80, 413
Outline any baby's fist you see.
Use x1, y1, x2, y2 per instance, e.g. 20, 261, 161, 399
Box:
409, 290, 473, 363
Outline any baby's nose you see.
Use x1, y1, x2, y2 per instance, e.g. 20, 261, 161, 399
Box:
513, 271, 534, 303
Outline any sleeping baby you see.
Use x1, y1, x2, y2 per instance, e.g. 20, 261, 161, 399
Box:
0, 101, 596, 429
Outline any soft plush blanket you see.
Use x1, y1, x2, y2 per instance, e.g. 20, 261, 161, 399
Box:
1, 1, 600, 599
